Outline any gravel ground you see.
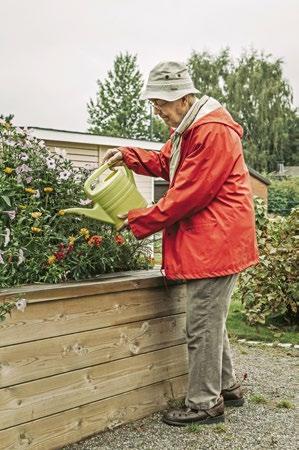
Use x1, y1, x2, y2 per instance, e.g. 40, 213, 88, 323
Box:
62, 343, 298, 450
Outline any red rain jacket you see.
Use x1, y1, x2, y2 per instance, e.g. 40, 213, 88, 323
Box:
121, 107, 259, 280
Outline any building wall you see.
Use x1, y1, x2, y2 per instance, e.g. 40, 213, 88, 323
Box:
249, 176, 268, 202
45, 140, 153, 204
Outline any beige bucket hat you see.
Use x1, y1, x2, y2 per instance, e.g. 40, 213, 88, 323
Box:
141, 61, 199, 101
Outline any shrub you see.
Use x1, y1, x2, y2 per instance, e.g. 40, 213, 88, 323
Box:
0, 117, 153, 288
268, 177, 299, 216
237, 197, 298, 325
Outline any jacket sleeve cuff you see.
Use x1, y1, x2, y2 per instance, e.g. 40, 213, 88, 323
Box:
128, 209, 150, 240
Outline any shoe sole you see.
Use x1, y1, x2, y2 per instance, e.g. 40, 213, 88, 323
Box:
224, 398, 245, 407
162, 414, 225, 427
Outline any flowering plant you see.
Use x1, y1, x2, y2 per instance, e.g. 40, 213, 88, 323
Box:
0, 116, 153, 288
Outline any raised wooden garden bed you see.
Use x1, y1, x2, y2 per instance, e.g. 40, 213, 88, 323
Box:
0, 270, 188, 449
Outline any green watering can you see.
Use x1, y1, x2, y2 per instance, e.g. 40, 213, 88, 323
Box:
64, 163, 147, 230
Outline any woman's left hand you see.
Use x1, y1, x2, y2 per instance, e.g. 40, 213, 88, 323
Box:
117, 212, 129, 231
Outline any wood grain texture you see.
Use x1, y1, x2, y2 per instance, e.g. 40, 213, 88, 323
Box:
0, 345, 188, 430
0, 285, 186, 346
0, 375, 188, 450
0, 270, 181, 303
0, 314, 186, 387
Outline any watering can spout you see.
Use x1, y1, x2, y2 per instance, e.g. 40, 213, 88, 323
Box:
63, 204, 114, 224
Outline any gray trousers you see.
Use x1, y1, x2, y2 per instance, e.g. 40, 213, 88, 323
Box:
185, 274, 238, 410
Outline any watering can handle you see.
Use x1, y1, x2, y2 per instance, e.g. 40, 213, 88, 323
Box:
124, 164, 136, 187
84, 163, 136, 196
84, 163, 108, 195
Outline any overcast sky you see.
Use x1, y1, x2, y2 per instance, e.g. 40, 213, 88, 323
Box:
1, 0, 298, 132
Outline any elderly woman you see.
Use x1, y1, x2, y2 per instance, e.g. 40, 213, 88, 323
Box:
103, 61, 258, 426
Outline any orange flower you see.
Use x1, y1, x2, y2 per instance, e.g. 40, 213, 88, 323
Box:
47, 255, 56, 265
87, 235, 103, 247
114, 234, 125, 245
31, 227, 42, 233
3, 167, 13, 174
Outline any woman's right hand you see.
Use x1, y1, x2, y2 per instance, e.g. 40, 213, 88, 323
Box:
102, 148, 124, 167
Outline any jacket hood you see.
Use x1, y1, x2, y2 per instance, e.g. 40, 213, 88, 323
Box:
187, 97, 243, 139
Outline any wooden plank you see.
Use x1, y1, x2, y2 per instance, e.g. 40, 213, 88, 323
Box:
0, 345, 188, 429
47, 141, 98, 152
0, 270, 179, 303
66, 153, 98, 162
0, 285, 186, 346
0, 375, 188, 450
0, 314, 186, 387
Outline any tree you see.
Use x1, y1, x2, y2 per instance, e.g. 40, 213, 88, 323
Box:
188, 48, 231, 102
87, 52, 149, 139
188, 49, 298, 172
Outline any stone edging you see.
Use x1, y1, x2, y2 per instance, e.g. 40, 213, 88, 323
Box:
237, 339, 299, 349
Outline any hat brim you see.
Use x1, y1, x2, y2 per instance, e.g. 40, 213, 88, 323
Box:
140, 87, 199, 102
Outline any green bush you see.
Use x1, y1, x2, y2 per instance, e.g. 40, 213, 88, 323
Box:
237, 197, 298, 325
268, 177, 299, 216
0, 117, 153, 289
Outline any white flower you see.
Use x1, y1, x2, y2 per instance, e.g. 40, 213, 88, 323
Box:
4, 228, 10, 247
0, 251, 4, 264
25, 176, 33, 184
33, 189, 40, 199
74, 173, 83, 184
17, 249, 25, 266
54, 148, 68, 160
46, 158, 56, 169
5, 139, 15, 147
16, 127, 25, 136
39, 140, 45, 148
15, 298, 27, 312
59, 170, 71, 181
3, 210, 16, 220
15, 164, 32, 174
19, 152, 29, 161
79, 198, 92, 205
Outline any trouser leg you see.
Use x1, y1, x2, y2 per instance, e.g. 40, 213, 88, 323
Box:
221, 326, 237, 390
185, 274, 238, 410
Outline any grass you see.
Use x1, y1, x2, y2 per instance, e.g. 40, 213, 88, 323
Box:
227, 294, 298, 345
275, 399, 295, 409
249, 394, 268, 404
185, 423, 205, 433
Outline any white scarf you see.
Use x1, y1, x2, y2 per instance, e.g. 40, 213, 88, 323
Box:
169, 95, 221, 182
